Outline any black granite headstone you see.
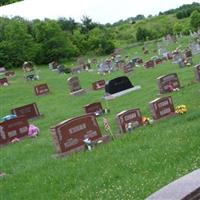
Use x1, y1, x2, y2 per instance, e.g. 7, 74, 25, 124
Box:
105, 76, 134, 95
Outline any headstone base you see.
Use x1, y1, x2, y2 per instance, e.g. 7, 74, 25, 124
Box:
153, 112, 176, 121
104, 86, 141, 100
53, 135, 111, 158
70, 89, 86, 96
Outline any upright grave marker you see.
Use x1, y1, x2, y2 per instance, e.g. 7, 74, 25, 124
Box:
0, 78, 8, 86
51, 114, 109, 156
5, 71, 15, 77
116, 108, 143, 133
0, 116, 29, 145
34, 83, 50, 96
149, 96, 175, 120
194, 64, 200, 82
92, 80, 105, 90
104, 76, 141, 99
67, 76, 85, 96
157, 73, 181, 94
146, 169, 200, 200
123, 63, 134, 73
83, 102, 103, 116
11, 103, 42, 120
144, 60, 154, 69
0, 67, 6, 75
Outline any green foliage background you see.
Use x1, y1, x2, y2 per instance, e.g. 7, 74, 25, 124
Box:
0, 3, 200, 68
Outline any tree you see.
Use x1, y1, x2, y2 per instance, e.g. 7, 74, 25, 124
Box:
80, 16, 96, 34
173, 22, 183, 34
135, 14, 145, 21
57, 17, 77, 34
32, 19, 78, 63
136, 27, 148, 41
87, 27, 115, 55
0, 18, 39, 68
0, 0, 22, 6
190, 10, 200, 30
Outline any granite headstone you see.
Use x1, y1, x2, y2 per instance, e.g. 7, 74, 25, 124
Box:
0, 116, 29, 145
149, 96, 175, 120
116, 108, 143, 133
11, 103, 42, 120
157, 73, 181, 94
34, 83, 50, 96
67, 76, 85, 96
51, 114, 109, 156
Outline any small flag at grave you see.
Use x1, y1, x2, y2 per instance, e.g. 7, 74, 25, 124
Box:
103, 117, 114, 138
103, 117, 111, 131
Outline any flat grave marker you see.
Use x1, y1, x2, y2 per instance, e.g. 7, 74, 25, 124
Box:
0, 116, 29, 145
34, 83, 50, 96
149, 96, 175, 120
116, 108, 143, 133
157, 73, 181, 94
11, 103, 42, 120
51, 114, 110, 156
67, 76, 85, 96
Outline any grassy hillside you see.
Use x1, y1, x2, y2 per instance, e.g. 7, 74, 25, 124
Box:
0, 37, 200, 199
110, 14, 190, 46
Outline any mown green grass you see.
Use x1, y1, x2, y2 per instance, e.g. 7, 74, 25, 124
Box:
0, 39, 200, 200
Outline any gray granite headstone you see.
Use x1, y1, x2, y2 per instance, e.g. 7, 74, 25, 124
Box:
146, 169, 200, 200
67, 76, 85, 96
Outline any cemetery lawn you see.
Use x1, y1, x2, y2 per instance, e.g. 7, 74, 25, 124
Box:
1, 38, 200, 200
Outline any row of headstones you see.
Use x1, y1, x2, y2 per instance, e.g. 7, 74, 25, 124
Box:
1, 65, 200, 150
1, 95, 176, 155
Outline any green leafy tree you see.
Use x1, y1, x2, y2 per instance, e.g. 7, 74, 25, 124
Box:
87, 27, 115, 55
0, 18, 38, 68
173, 22, 183, 34
190, 10, 200, 30
32, 19, 78, 63
57, 17, 77, 34
0, 0, 22, 6
81, 16, 96, 34
136, 27, 148, 41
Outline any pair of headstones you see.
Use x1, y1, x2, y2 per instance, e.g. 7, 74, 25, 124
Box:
0, 103, 43, 145
116, 96, 175, 133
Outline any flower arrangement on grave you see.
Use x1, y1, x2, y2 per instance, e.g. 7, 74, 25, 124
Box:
142, 116, 153, 125
175, 105, 187, 114
28, 124, 40, 138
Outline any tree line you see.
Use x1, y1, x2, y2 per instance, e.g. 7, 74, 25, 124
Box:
1, 2, 200, 68
0, 16, 115, 68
